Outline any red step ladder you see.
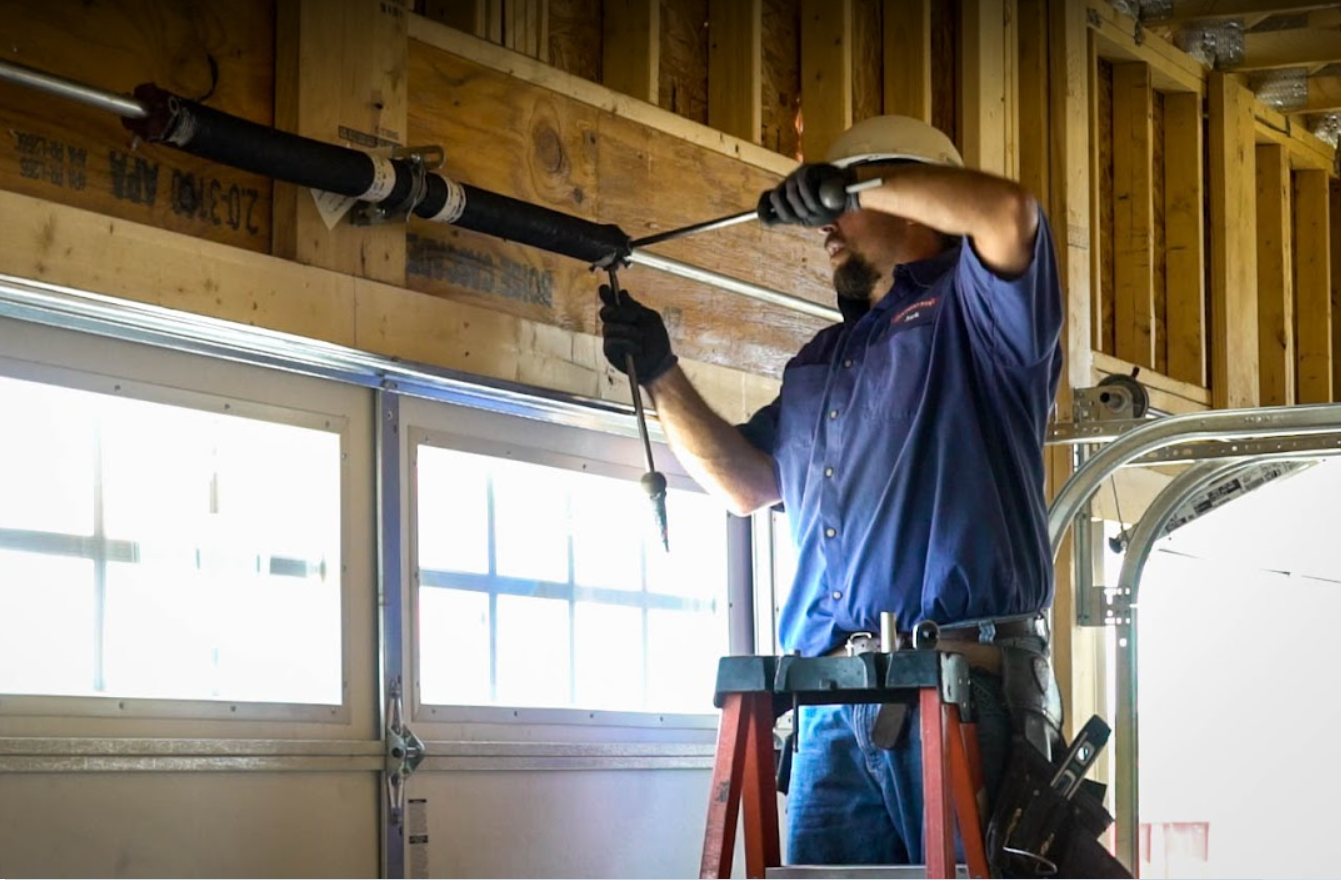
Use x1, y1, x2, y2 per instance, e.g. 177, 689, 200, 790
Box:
699, 652, 990, 879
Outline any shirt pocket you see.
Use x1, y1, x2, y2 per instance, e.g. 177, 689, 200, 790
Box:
858, 320, 935, 420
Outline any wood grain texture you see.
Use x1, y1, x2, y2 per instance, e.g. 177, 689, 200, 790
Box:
659, 0, 710, 124
1152, 88, 1167, 376
800, 0, 852, 160
1051, 0, 1093, 394
1333, 179, 1341, 401
1255, 142, 1293, 406
0, 0, 273, 253
1111, 62, 1155, 369
406, 40, 830, 378
0, 190, 356, 344
272, 0, 408, 285
409, 16, 795, 174
1208, 72, 1260, 409
884, 0, 931, 121
851, 0, 883, 125
1097, 58, 1115, 355
1293, 168, 1333, 403
1086, 0, 1204, 95
930, 0, 959, 150
1163, 90, 1206, 387
546, 0, 603, 82
960, 0, 1007, 176
603, 0, 659, 103
708, 0, 762, 143
761, 0, 802, 159
1016, 0, 1048, 202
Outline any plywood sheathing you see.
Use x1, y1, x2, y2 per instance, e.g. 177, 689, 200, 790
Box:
761, 0, 802, 159
547, 0, 603, 82
659, 0, 709, 125
0, 0, 275, 254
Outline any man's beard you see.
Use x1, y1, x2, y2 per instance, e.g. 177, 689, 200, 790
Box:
833, 250, 880, 322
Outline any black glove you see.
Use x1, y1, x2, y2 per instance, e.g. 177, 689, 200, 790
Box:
759, 163, 857, 227
598, 285, 678, 383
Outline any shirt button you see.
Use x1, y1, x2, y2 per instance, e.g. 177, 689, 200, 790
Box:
828, 409, 839, 419
824, 467, 834, 478
843, 359, 854, 368
825, 527, 837, 538
831, 591, 843, 601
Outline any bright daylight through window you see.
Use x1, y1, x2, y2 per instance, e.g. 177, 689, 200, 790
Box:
416, 444, 729, 716
0, 374, 343, 705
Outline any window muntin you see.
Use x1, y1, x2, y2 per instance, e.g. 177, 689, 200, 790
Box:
414, 443, 730, 717
0, 372, 344, 706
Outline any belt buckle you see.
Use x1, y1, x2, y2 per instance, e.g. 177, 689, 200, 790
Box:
844, 631, 882, 656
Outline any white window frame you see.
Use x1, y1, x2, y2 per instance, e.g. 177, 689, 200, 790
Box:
400, 395, 744, 733
0, 321, 370, 728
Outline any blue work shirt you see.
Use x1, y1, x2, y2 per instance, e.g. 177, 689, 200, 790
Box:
741, 215, 1063, 657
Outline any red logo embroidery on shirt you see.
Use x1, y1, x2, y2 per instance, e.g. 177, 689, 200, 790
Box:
891, 297, 939, 325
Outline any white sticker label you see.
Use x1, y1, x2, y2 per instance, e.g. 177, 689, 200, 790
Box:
407, 797, 429, 879
361, 155, 398, 202
429, 177, 466, 224
310, 188, 358, 230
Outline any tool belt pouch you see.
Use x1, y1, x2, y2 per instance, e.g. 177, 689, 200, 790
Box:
999, 645, 1064, 759
985, 736, 1130, 879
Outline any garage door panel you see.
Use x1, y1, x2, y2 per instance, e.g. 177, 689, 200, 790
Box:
412, 768, 715, 879
0, 772, 379, 878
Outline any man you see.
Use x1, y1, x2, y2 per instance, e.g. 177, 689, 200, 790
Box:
599, 115, 1063, 865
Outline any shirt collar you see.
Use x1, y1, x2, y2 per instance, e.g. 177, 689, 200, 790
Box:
877, 240, 962, 309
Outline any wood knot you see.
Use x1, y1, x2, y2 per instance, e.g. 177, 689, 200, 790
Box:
533, 125, 567, 176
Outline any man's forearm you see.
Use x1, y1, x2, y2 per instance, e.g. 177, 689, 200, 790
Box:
644, 366, 781, 516
858, 164, 1039, 276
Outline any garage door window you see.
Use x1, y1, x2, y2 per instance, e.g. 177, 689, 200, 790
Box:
0, 373, 344, 706
415, 443, 729, 716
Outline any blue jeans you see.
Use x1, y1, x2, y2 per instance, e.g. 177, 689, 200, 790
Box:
785, 670, 1012, 866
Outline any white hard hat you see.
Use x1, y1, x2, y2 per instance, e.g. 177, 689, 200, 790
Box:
824, 115, 964, 169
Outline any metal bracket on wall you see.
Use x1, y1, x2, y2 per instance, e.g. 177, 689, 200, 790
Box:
384, 677, 426, 830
